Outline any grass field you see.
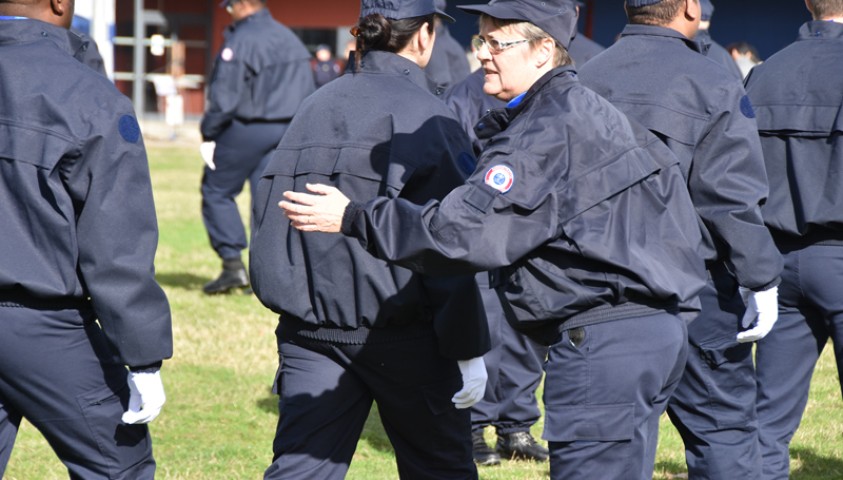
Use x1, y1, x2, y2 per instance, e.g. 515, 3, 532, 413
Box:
4, 142, 843, 479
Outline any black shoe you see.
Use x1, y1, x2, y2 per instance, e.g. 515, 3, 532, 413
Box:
472, 430, 501, 466
203, 259, 249, 294
496, 431, 549, 462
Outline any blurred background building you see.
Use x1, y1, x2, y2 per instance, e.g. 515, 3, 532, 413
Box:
71, 0, 810, 122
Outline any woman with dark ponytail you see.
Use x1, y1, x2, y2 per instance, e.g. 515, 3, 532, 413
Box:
251, 1, 490, 479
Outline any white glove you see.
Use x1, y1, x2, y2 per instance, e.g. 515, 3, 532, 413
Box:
452, 357, 488, 409
200, 141, 216, 170
122, 369, 166, 424
736, 286, 779, 343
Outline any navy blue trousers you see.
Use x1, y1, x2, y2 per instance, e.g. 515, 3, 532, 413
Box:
0, 305, 154, 479
543, 312, 687, 480
756, 244, 843, 480
201, 120, 288, 260
471, 277, 546, 435
667, 264, 760, 480
264, 326, 477, 480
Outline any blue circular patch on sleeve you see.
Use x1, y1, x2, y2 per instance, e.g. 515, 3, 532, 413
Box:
119, 115, 141, 143
457, 151, 477, 177
740, 95, 756, 119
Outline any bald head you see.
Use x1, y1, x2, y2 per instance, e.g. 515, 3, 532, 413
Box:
0, 0, 75, 29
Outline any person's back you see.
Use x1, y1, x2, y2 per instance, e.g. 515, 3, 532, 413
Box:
579, 1, 782, 479
252, 51, 479, 329
744, 5, 843, 478
0, 8, 171, 478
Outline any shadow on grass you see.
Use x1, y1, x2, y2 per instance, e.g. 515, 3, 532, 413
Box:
791, 447, 843, 479
156, 272, 209, 290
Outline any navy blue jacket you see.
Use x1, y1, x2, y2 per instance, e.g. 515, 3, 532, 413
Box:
68, 29, 106, 76
443, 68, 506, 156
250, 51, 489, 360
568, 32, 605, 67
579, 24, 782, 291
426, 23, 471, 96
745, 21, 843, 244
201, 9, 315, 140
342, 67, 707, 344
696, 30, 742, 80
0, 18, 172, 367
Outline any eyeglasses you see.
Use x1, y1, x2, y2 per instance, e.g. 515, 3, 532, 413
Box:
471, 35, 530, 55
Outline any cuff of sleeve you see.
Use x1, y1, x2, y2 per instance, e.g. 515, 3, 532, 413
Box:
341, 201, 365, 236
129, 361, 163, 372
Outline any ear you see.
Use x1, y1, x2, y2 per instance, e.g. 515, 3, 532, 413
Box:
684, 0, 700, 22
418, 22, 434, 53
51, 0, 65, 16
534, 37, 555, 69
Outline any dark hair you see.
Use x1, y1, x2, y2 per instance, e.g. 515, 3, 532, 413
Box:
725, 41, 761, 62
808, 0, 843, 19
625, 0, 686, 26
351, 13, 435, 61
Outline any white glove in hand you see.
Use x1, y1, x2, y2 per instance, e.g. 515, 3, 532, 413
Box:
452, 357, 487, 409
736, 286, 779, 343
122, 369, 166, 424
200, 141, 216, 170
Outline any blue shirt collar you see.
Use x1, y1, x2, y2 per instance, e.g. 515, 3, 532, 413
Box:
507, 92, 527, 109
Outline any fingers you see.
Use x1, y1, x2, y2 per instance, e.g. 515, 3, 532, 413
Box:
305, 183, 337, 194
736, 326, 765, 343
122, 404, 163, 424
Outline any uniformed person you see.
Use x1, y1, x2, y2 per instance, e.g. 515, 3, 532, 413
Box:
279, 1, 709, 478
744, 2, 843, 478
695, 0, 742, 79
425, 0, 471, 96
68, 29, 106, 76
566, 0, 605, 66
442, 0, 605, 464
443, 37, 546, 467
0, 0, 173, 477
200, 0, 315, 294
250, 1, 490, 478
578, 1, 784, 479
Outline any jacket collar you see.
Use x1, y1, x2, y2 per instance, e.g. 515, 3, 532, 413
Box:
798, 20, 843, 41
348, 50, 430, 92
475, 66, 577, 139
227, 7, 270, 34
0, 17, 73, 55
619, 24, 703, 53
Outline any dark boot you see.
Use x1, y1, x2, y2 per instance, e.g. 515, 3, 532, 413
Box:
203, 257, 249, 294
472, 429, 501, 466
496, 431, 549, 461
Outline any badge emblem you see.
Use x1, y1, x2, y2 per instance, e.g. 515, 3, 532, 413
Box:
484, 165, 514, 193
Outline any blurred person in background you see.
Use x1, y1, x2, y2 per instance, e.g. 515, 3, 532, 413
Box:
696, 0, 742, 79
311, 43, 342, 88
744, 1, 843, 478
727, 41, 762, 79
199, 0, 315, 295
425, 0, 471, 96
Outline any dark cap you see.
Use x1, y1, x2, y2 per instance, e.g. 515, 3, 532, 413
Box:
700, 0, 714, 21
360, 0, 455, 23
457, 0, 578, 48
625, 0, 663, 7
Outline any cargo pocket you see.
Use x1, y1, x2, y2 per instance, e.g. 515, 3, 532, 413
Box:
76, 382, 152, 476
543, 403, 634, 443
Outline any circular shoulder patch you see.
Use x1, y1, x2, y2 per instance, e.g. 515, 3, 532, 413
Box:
484, 165, 514, 193
118, 115, 141, 143
740, 95, 756, 119
221, 47, 234, 62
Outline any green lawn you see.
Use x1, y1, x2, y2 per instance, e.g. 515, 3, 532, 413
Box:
4, 143, 843, 479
